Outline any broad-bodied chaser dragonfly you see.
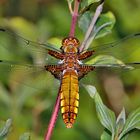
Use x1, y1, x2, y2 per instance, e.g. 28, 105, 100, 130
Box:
0, 28, 140, 128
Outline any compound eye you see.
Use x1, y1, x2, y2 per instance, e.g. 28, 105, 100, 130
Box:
72, 38, 80, 48
62, 38, 69, 46
64, 39, 69, 44
73, 39, 77, 44
62, 37, 80, 47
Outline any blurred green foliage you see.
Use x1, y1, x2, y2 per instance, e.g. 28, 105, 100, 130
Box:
0, 0, 140, 140
85, 85, 140, 140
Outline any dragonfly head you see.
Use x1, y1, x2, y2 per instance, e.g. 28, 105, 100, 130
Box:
61, 37, 80, 53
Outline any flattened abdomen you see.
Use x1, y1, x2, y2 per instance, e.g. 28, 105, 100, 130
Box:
60, 70, 79, 128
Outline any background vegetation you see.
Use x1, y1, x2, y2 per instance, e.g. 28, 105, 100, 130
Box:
0, 0, 140, 140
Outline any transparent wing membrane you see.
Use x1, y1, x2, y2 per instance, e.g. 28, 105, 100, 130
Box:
0, 28, 61, 53
0, 28, 62, 90
85, 33, 140, 71
88, 33, 140, 60
86, 54, 140, 73
91, 63, 140, 70
91, 33, 140, 51
0, 59, 56, 91
0, 28, 140, 88
0, 27, 61, 67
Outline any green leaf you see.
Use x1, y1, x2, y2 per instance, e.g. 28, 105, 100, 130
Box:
84, 84, 96, 98
86, 55, 123, 65
101, 130, 111, 140
19, 133, 30, 140
114, 108, 126, 140
119, 107, 140, 139
121, 135, 129, 140
84, 85, 116, 134
81, 0, 101, 10
86, 55, 123, 67
94, 11, 116, 39
116, 108, 126, 135
85, 55, 134, 70
78, 11, 92, 34
0, 119, 12, 138
78, 11, 115, 39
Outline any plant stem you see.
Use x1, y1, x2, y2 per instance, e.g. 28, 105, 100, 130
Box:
44, 88, 61, 140
79, 0, 105, 52
67, 0, 73, 15
69, 0, 80, 37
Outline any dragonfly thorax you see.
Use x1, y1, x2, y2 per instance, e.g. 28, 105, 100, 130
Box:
61, 37, 80, 53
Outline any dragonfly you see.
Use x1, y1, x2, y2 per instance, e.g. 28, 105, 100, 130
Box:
0, 28, 140, 128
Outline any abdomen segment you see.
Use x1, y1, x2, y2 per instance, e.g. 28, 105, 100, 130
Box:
60, 70, 79, 128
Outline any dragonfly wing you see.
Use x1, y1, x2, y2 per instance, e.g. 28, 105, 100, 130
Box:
85, 55, 140, 72
85, 31, 140, 73
0, 28, 62, 74
90, 33, 140, 52
0, 28, 61, 54
85, 33, 140, 64
92, 63, 140, 70
0, 60, 56, 91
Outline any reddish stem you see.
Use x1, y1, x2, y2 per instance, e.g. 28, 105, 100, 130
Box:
44, 88, 61, 140
69, 0, 80, 37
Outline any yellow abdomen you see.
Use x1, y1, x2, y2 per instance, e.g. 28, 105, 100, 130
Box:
60, 70, 79, 128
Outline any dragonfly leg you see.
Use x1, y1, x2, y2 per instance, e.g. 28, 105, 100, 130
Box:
78, 50, 94, 60
78, 65, 95, 80
48, 50, 64, 60
44, 65, 63, 79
